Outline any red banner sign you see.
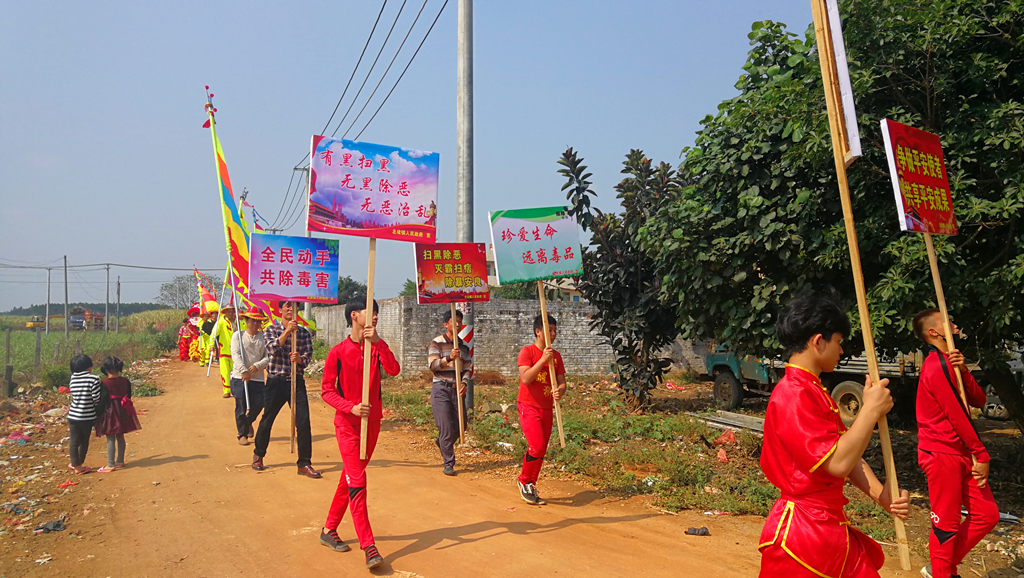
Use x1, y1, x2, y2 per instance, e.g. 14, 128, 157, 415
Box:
413, 242, 490, 304
880, 119, 958, 236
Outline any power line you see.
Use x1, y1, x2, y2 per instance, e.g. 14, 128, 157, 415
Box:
280, 179, 310, 232
0, 262, 223, 272
319, 0, 390, 139
268, 165, 299, 230
268, 168, 306, 230
354, 0, 449, 141
342, 0, 431, 140
329, 0, 410, 138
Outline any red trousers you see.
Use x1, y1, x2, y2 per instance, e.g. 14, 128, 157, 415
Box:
517, 403, 553, 485
919, 450, 999, 578
325, 420, 380, 549
759, 528, 880, 578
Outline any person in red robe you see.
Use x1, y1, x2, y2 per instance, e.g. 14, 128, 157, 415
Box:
177, 306, 201, 361
912, 309, 998, 578
319, 297, 400, 570
759, 289, 910, 578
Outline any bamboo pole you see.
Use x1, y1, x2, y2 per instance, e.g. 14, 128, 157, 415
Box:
290, 331, 297, 454
360, 238, 377, 459
452, 303, 466, 445
811, 0, 910, 569
923, 234, 974, 418
536, 281, 566, 448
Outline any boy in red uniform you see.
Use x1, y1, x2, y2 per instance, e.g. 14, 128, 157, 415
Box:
516, 314, 566, 505
319, 298, 400, 569
759, 290, 910, 577
912, 309, 997, 578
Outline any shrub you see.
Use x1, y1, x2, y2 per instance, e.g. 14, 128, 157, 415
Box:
41, 366, 71, 388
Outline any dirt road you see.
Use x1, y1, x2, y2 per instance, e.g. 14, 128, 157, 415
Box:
11, 361, 923, 577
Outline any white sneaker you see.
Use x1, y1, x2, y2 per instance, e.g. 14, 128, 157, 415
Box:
920, 564, 932, 578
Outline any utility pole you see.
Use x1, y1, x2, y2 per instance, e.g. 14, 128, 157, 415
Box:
456, 0, 476, 411
105, 264, 110, 332
63, 256, 69, 339
45, 268, 51, 335
116, 276, 121, 334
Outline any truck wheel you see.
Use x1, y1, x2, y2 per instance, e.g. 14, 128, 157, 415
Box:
832, 381, 864, 428
714, 371, 744, 409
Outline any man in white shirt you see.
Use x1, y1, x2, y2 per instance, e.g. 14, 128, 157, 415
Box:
231, 309, 270, 445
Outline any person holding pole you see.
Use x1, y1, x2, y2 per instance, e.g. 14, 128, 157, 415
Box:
252, 301, 321, 478
213, 306, 236, 398
319, 297, 400, 569
230, 309, 269, 446
911, 309, 997, 578
758, 289, 910, 578
427, 308, 471, 476
515, 314, 566, 506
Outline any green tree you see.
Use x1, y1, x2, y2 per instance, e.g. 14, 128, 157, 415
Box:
639, 4, 1024, 429
337, 276, 368, 304
561, 148, 681, 412
490, 282, 537, 300
399, 279, 417, 297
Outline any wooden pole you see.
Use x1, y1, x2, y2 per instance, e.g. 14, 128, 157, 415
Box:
536, 281, 566, 448
811, 0, 910, 569
290, 331, 297, 454
452, 302, 466, 445
360, 238, 377, 460
923, 234, 972, 411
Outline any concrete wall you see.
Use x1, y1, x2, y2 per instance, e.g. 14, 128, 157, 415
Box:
313, 297, 617, 377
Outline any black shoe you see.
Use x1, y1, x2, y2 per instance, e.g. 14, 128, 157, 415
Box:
319, 528, 351, 552
518, 480, 540, 505
364, 544, 383, 569
443, 465, 455, 476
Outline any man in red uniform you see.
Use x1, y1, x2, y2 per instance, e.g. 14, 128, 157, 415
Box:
516, 314, 566, 506
319, 297, 399, 570
759, 290, 910, 577
912, 309, 997, 578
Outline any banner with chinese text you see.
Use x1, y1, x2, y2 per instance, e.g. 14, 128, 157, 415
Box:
307, 135, 439, 243
488, 206, 583, 284
413, 242, 490, 304
248, 233, 339, 303
880, 119, 958, 235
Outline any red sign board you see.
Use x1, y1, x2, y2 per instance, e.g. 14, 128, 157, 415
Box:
413, 242, 490, 304
880, 119, 958, 236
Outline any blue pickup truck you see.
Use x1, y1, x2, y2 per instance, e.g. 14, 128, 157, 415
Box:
706, 345, 1023, 426
705, 345, 922, 427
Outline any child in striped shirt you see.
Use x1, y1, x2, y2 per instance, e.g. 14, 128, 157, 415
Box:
67, 354, 101, 475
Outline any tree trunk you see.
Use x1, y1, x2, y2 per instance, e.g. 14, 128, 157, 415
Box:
980, 357, 1024, 435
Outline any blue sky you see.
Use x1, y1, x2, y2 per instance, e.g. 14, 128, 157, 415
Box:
0, 0, 812, 311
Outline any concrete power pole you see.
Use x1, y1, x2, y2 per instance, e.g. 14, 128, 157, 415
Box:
45, 268, 51, 335
105, 264, 110, 332
63, 256, 69, 339
116, 276, 121, 334
456, 0, 476, 411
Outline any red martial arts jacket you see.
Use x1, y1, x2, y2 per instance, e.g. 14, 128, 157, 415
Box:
321, 337, 401, 429
916, 348, 989, 462
759, 365, 884, 578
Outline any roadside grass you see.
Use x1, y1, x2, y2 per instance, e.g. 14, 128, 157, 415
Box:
1, 329, 177, 386
384, 374, 782, 516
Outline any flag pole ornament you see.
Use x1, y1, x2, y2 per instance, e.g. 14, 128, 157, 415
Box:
202, 88, 318, 330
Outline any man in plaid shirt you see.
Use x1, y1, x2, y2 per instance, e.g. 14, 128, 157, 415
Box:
252, 300, 321, 478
